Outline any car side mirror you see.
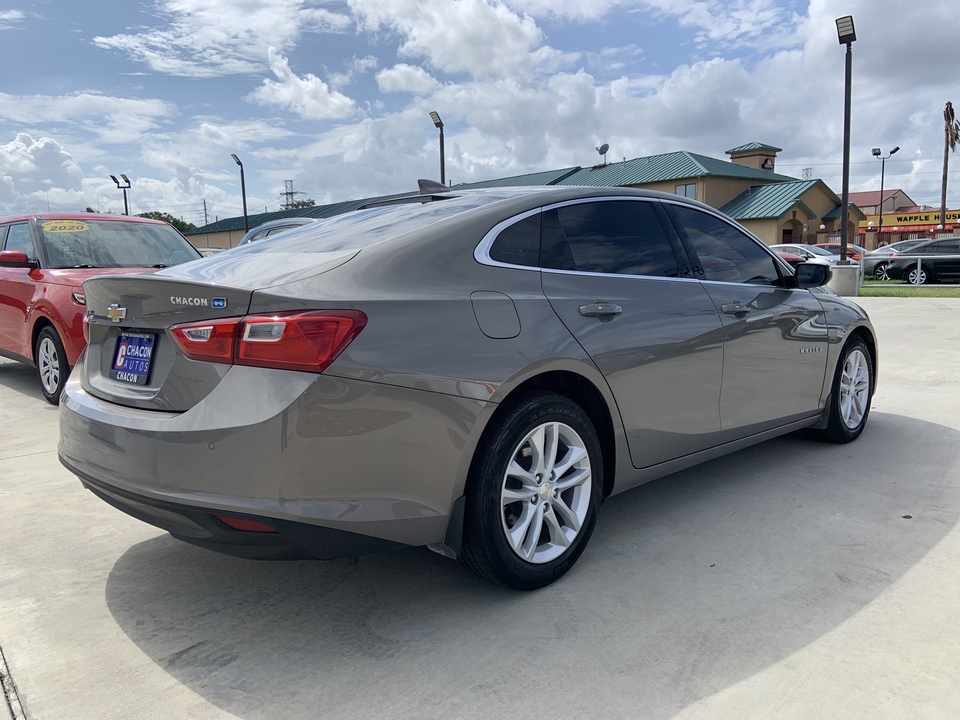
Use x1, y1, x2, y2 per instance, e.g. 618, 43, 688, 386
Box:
795, 262, 830, 288
0, 250, 38, 268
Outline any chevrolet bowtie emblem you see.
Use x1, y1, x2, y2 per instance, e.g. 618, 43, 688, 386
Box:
106, 303, 127, 323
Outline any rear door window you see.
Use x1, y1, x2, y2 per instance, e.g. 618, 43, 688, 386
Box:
540, 200, 681, 277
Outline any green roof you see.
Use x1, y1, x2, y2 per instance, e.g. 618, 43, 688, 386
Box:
186, 190, 417, 234
720, 180, 821, 220
554, 151, 796, 187
725, 142, 783, 155
452, 167, 580, 189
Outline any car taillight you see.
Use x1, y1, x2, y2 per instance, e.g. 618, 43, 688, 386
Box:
169, 311, 366, 373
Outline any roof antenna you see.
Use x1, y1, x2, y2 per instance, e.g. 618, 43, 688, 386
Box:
417, 179, 447, 195
596, 143, 609, 166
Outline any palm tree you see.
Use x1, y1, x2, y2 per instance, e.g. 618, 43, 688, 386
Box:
941, 101, 960, 228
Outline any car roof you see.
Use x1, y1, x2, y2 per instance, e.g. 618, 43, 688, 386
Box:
0, 212, 167, 225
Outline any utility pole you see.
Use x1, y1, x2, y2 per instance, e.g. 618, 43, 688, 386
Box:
203, 198, 208, 226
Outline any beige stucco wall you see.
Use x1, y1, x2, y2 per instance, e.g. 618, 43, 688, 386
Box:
185, 229, 245, 249
701, 177, 779, 210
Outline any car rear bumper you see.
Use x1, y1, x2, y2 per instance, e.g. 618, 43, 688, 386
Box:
58, 364, 489, 553
66, 463, 406, 560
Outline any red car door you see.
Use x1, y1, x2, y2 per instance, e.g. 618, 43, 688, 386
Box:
0, 222, 40, 358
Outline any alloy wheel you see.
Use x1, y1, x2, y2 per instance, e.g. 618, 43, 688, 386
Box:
907, 267, 927, 285
839, 349, 870, 430
500, 421, 592, 564
875, 263, 891, 281
37, 336, 61, 394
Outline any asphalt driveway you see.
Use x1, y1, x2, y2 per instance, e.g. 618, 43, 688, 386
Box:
2, 297, 959, 719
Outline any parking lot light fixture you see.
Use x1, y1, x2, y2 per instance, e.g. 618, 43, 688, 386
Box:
231, 154, 249, 235
109, 174, 131, 215
429, 111, 445, 186
836, 15, 857, 265
873, 145, 899, 239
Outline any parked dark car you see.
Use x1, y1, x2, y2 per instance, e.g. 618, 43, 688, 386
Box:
884, 237, 960, 284
0, 213, 201, 403
237, 217, 319, 246
864, 239, 922, 280
59, 186, 876, 590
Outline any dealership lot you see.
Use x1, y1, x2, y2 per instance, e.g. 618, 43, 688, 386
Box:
2, 297, 960, 720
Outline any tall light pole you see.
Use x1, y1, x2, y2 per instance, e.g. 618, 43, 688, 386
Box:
230, 154, 249, 235
871, 145, 899, 243
109, 174, 131, 215
429, 111, 445, 185
836, 15, 857, 265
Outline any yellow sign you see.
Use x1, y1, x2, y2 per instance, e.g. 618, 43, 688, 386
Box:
859, 210, 960, 228
42, 220, 89, 233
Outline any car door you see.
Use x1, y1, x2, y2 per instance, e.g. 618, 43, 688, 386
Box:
662, 202, 829, 439
930, 240, 960, 280
536, 198, 725, 468
0, 222, 40, 356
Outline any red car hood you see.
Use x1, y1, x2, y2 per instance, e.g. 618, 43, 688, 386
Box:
34, 267, 158, 287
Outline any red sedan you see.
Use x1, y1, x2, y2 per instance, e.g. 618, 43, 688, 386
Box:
0, 214, 201, 403
814, 242, 871, 262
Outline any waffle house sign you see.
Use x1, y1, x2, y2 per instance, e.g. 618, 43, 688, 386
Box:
860, 209, 960, 228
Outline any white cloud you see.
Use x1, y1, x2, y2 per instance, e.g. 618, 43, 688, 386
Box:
0, 134, 84, 210
349, 0, 542, 78
329, 55, 379, 89
0, 9, 26, 29
376, 64, 440, 94
0, 91, 173, 144
93, 0, 352, 77
247, 49, 357, 120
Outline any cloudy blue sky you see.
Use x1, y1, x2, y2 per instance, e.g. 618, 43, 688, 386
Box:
1, 0, 958, 226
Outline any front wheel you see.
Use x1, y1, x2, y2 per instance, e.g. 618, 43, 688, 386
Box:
874, 263, 891, 281
459, 392, 602, 590
35, 326, 69, 405
814, 337, 873, 443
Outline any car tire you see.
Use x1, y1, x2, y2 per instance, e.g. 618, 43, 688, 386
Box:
874, 263, 891, 281
35, 326, 69, 405
906, 265, 931, 285
459, 392, 602, 590
813, 337, 873, 444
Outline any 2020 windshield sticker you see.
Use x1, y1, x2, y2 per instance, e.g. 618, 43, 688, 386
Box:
42, 220, 88, 233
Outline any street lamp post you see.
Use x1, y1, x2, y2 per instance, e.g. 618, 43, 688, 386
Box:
871, 145, 899, 244
109, 174, 131, 215
230, 154, 249, 235
836, 15, 857, 265
429, 111, 445, 185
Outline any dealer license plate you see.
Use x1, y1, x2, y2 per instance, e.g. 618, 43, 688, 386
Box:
110, 332, 155, 385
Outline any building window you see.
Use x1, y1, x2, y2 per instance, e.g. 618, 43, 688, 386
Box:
675, 183, 696, 199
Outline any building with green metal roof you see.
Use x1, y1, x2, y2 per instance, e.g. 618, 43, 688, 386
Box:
187, 142, 861, 249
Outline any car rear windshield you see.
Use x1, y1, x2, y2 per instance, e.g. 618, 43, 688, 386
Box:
233, 195, 500, 255
39, 219, 200, 269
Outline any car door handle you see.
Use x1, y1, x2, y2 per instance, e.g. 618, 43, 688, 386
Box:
580, 302, 622, 317
721, 302, 749, 315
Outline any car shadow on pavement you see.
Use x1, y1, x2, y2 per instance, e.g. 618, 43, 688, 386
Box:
103, 411, 959, 720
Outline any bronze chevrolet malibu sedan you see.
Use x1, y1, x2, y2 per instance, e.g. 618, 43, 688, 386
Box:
58, 186, 877, 590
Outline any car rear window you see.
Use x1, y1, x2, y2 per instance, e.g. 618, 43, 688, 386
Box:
39, 219, 200, 268
234, 196, 499, 256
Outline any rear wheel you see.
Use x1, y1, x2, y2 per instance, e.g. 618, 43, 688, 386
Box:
814, 337, 873, 443
35, 326, 68, 405
460, 392, 602, 590
906, 265, 931, 285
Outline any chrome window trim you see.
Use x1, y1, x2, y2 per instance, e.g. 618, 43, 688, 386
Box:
473, 194, 805, 289
474, 195, 683, 276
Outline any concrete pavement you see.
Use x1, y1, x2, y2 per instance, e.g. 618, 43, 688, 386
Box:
1, 297, 959, 719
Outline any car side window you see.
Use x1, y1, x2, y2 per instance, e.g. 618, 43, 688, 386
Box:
4, 223, 35, 259
666, 205, 781, 285
540, 200, 680, 277
933, 240, 960, 254
265, 226, 294, 237
490, 214, 540, 267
